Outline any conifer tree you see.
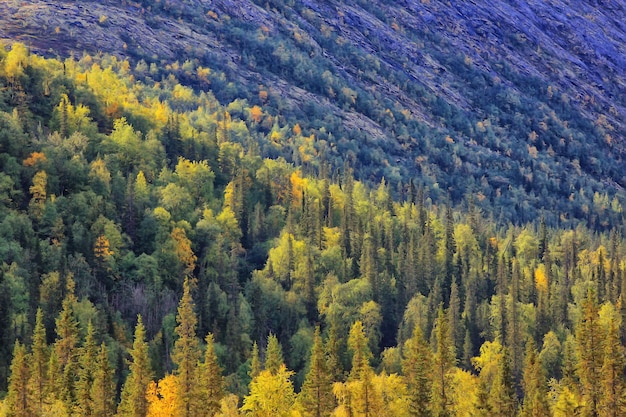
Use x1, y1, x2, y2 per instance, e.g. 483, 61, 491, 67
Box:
561, 334, 578, 392
538, 217, 547, 261
54, 274, 80, 409
118, 315, 152, 417
489, 348, 517, 417
298, 326, 334, 417
348, 321, 373, 382
620, 272, 626, 345
304, 250, 317, 323
326, 321, 344, 382
521, 340, 550, 417
506, 260, 523, 378
91, 343, 115, 417
172, 277, 201, 417
462, 327, 473, 370
360, 231, 379, 302
249, 341, 261, 380
28, 308, 48, 415
402, 325, 432, 417
265, 333, 284, 375
241, 364, 297, 417
431, 305, 454, 417
47, 348, 62, 405
199, 333, 224, 417
215, 393, 241, 417
76, 321, 98, 416
415, 184, 426, 234
495, 257, 508, 342
474, 378, 492, 417
576, 290, 603, 417
599, 313, 625, 417
344, 320, 379, 417
448, 278, 461, 359
463, 277, 478, 366
6, 341, 30, 417
552, 386, 579, 417
443, 205, 455, 307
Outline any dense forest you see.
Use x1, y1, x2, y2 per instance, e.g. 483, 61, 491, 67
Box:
1, 41, 626, 416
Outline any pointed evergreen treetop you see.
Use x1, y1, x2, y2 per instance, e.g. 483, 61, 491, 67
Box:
117, 315, 152, 417
265, 332, 284, 375
299, 326, 334, 417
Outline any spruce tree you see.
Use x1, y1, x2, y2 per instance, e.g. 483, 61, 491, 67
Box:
538, 217, 547, 261
347, 320, 378, 416
431, 305, 454, 417
599, 313, 625, 417
118, 315, 152, 417
47, 349, 62, 405
326, 321, 344, 382
576, 290, 603, 417
6, 341, 30, 417
402, 325, 432, 417
443, 205, 455, 307
489, 348, 518, 417
299, 326, 334, 417
172, 277, 201, 417
249, 341, 261, 380
76, 321, 98, 416
507, 260, 523, 379
521, 340, 550, 417
28, 308, 48, 415
561, 334, 578, 392
91, 343, 115, 417
348, 321, 373, 382
265, 333, 284, 375
474, 378, 492, 417
447, 278, 461, 360
54, 275, 79, 410
199, 333, 224, 417
360, 231, 379, 302
304, 250, 317, 323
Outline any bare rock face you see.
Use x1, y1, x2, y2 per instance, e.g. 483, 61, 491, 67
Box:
4, 0, 624, 127
3, 0, 626, 223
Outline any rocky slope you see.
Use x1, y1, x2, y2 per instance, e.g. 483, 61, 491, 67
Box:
2, 0, 626, 225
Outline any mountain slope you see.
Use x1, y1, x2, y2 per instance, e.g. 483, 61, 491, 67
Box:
2, 0, 626, 226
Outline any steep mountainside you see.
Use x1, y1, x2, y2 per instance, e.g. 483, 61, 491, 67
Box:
2, 0, 626, 226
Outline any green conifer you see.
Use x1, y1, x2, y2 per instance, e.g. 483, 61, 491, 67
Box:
299, 326, 334, 417
28, 308, 48, 415
54, 275, 79, 409
576, 290, 603, 417
431, 305, 454, 417
249, 341, 261, 380
402, 325, 432, 417
599, 313, 625, 417
199, 333, 224, 417
117, 315, 152, 417
172, 277, 201, 417
521, 340, 550, 417
347, 321, 378, 417
265, 333, 284, 375
6, 341, 31, 417
91, 343, 115, 417
76, 321, 97, 416
489, 348, 517, 417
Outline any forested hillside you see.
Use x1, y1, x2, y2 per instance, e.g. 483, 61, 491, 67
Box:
2, 42, 626, 416
2, 0, 626, 226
